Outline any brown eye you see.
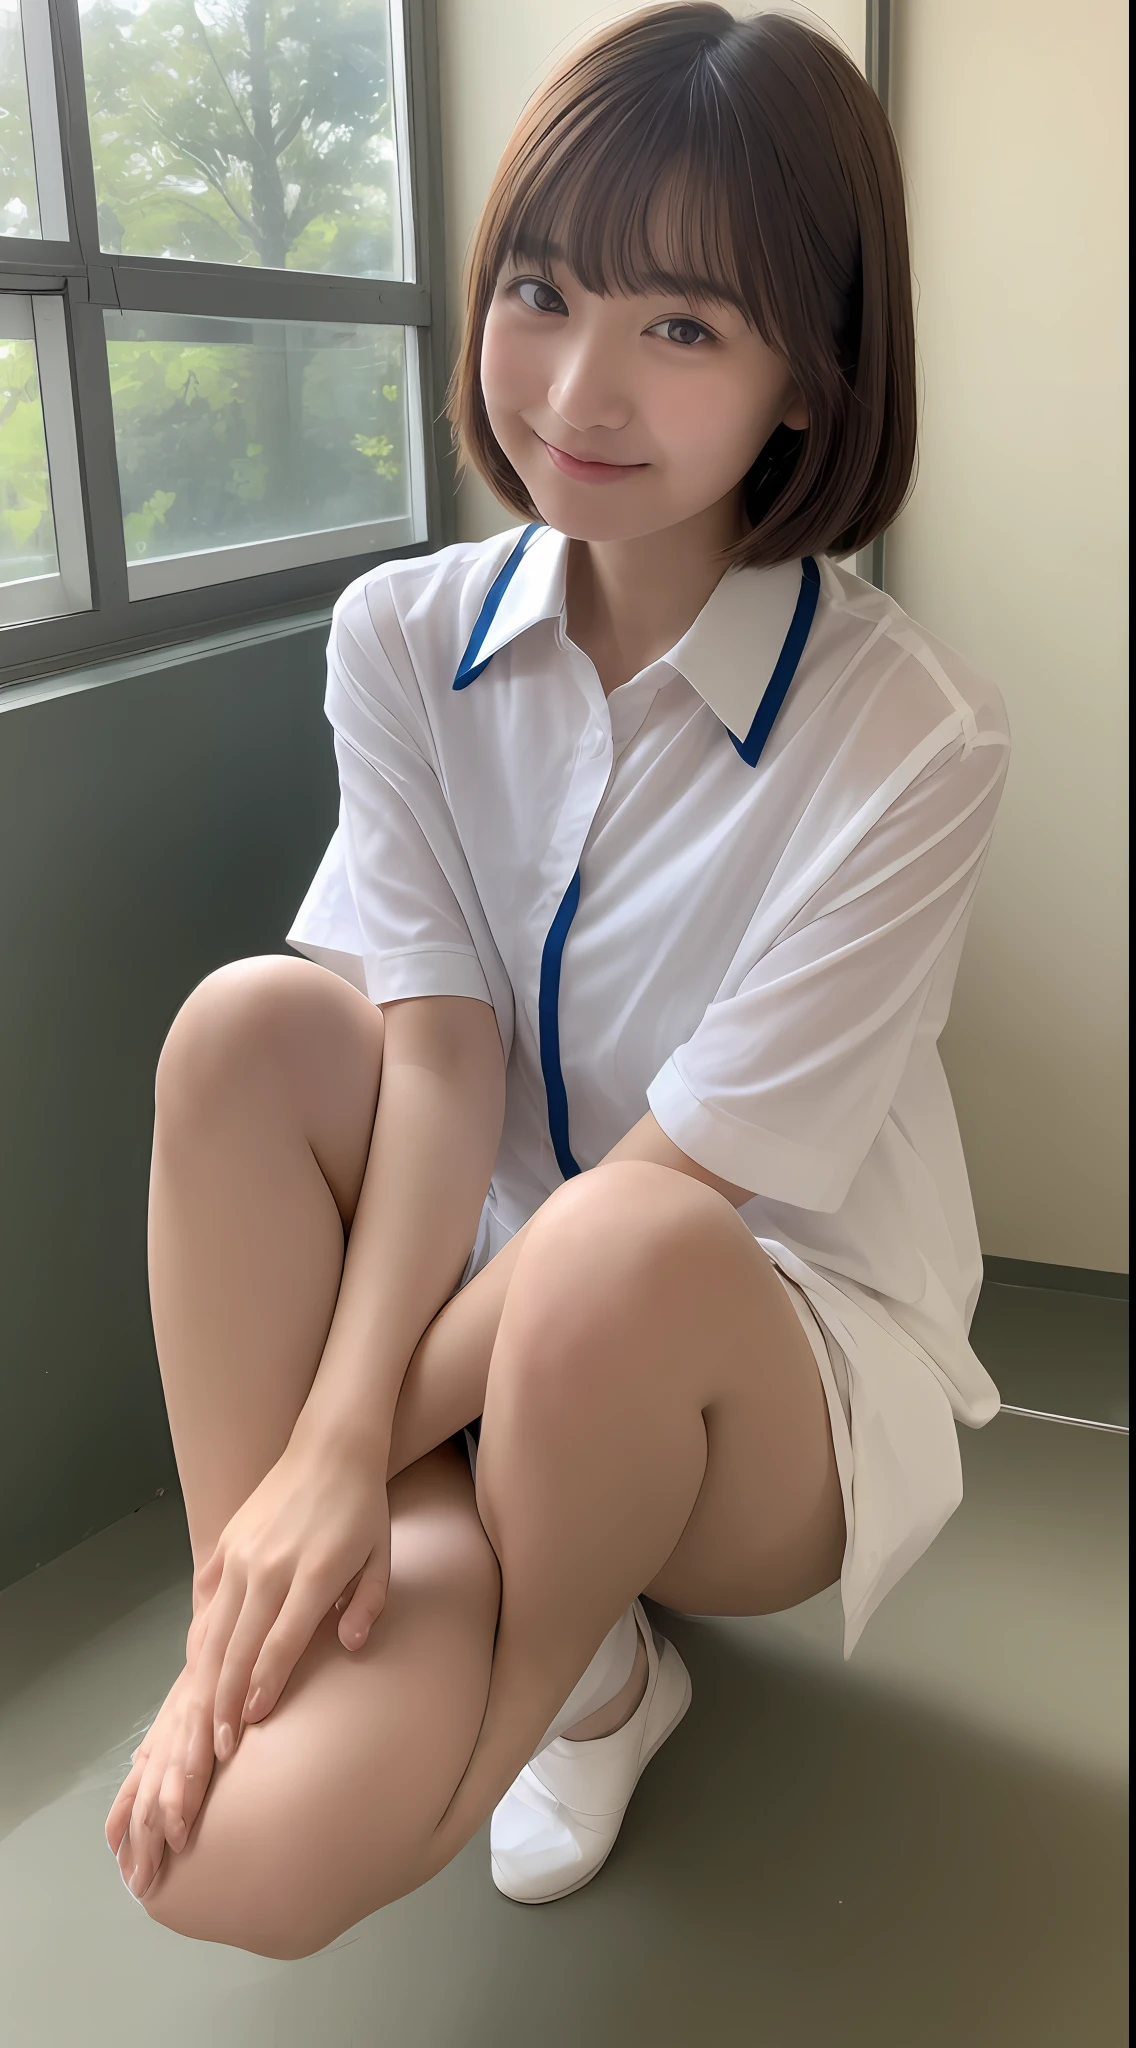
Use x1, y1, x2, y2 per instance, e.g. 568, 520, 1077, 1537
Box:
650, 317, 710, 347
516, 279, 567, 315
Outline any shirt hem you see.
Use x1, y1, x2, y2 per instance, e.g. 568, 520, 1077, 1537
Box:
287, 934, 493, 1008
647, 1057, 858, 1213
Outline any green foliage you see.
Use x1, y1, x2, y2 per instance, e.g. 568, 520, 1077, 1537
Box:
0, 0, 408, 583
0, 337, 54, 568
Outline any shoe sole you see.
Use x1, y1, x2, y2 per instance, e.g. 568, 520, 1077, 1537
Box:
490, 1633, 693, 1905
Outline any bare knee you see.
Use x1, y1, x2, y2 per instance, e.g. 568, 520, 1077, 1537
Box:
144, 1448, 499, 1959
156, 958, 295, 1116
519, 1161, 739, 1317
536, 1160, 735, 1249
155, 956, 382, 1139
501, 1163, 738, 1404
142, 1866, 316, 1961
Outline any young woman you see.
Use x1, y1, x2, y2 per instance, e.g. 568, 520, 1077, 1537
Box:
106, 5, 1009, 1956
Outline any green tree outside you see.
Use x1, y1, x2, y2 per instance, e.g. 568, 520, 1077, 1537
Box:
0, 0, 409, 589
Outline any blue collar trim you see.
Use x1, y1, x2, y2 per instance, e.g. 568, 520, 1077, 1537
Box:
454, 530, 820, 773
727, 556, 821, 767
453, 523, 544, 689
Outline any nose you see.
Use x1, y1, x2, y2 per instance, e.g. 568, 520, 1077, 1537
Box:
547, 325, 633, 437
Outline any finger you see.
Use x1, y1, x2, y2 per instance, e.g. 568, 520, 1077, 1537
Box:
338, 1561, 391, 1651
212, 1577, 289, 1755
156, 1688, 218, 1857
242, 1570, 337, 1723
185, 1600, 212, 1667
159, 1694, 214, 1855
106, 1754, 146, 1857
184, 1677, 218, 1784
189, 1563, 251, 1759
158, 1751, 189, 1852
179, 1698, 218, 1844
193, 1544, 224, 1603
121, 1745, 168, 1901
184, 1552, 224, 1659
335, 1568, 365, 1614
155, 1691, 199, 1852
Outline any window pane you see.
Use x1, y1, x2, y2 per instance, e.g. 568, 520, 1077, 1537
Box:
80, 0, 405, 279
103, 310, 412, 566
0, 0, 40, 239
0, 304, 58, 589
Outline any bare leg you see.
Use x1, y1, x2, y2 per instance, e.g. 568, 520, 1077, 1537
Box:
128, 955, 632, 1952
426, 1163, 845, 1866
127, 960, 841, 1956
142, 1440, 500, 1957
147, 954, 388, 1566
118, 957, 501, 1947
149, 951, 501, 1538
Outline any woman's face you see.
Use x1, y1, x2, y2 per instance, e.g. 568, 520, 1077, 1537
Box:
481, 250, 808, 544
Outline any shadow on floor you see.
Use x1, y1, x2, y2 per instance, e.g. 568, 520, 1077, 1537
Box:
203, 1612, 1126, 2048
0, 1283, 1128, 2047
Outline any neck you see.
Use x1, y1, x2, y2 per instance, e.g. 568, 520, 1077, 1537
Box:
566, 491, 745, 696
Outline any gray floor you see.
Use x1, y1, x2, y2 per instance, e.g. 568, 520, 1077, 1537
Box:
1, 1282, 1128, 2047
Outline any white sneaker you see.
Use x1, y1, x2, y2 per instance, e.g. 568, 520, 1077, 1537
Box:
490, 1598, 692, 1904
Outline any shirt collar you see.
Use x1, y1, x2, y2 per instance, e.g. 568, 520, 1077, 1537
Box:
453, 524, 566, 686
455, 524, 818, 762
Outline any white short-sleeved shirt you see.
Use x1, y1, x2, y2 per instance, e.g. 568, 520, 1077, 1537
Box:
288, 521, 1011, 1654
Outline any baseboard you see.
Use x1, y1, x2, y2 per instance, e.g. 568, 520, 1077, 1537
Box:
983, 1257, 1129, 1300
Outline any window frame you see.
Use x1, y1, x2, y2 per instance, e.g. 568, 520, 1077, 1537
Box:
857, 0, 891, 592
0, 0, 453, 690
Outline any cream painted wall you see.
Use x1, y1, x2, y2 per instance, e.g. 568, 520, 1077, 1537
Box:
887, 1, 1129, 1268
433, 1, 1129, 1269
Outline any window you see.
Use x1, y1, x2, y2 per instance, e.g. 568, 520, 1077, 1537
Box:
0, 0, 449, 687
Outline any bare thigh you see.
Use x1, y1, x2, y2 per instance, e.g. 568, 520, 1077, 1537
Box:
644, 1246, 844, 1615
402, 1166, 847, 1869
138, 967, 841, 1950
138, 957, 503, 1955
143, 1440, 499, 1961
496, 1166, 846, 1618
149, 954, 390, 1562
151, 953, 500, 1557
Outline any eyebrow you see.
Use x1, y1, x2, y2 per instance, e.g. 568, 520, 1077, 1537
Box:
502, 234, 748, 317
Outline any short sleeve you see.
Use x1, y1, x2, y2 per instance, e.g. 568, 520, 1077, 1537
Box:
646, 731, 1009, 1213
287, 572, 514, 1046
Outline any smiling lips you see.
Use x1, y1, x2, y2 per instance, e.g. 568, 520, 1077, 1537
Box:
540, 438, 648, 484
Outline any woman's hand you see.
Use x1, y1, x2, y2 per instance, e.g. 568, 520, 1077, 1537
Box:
106, 1663, 212, 1900
192, 1430, 393, 1758
108, 1431, 393, 1893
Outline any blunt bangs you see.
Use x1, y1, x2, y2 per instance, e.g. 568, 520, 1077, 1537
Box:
494, 91, 766, 333
449, 5, 917, 568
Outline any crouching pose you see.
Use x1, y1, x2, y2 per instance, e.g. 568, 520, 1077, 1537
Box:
106, 5, 1009, 1959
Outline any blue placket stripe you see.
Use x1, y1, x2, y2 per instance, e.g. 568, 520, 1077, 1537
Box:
537, 868, 583, 1180
453, 540, 821, 1188
451, 521, 585, 1184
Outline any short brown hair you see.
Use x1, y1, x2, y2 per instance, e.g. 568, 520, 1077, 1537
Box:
448, 4, 917, 566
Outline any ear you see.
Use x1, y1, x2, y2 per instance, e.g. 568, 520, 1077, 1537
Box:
782, 388, 809, 432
